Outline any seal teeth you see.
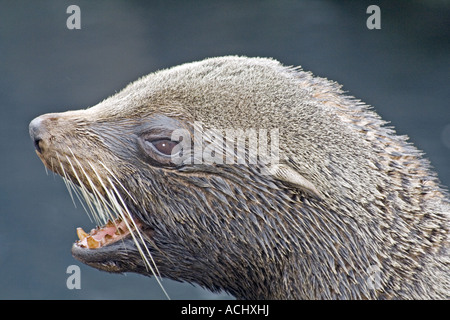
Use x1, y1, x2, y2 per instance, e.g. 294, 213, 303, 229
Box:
86, 236, 100, 249
106, 219, 115, 228
75, 216, 138, 249
76, 227, 88, 241
116, 226, 126, 235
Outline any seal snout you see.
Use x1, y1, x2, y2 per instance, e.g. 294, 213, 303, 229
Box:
29, 113, 59, 154
29, 116, 46, 153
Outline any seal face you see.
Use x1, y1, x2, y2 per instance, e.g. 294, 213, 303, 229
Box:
29, 56, 449, 299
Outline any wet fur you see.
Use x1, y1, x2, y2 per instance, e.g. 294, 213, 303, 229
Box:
31, 56, 449, 299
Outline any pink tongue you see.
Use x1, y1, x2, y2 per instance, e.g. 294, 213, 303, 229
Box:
76, 218, 133, 248
92, 226, 116, 241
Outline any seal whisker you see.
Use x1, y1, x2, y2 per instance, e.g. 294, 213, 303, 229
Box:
98, 160, 138, 205
105, 177, 162, 277
63, 173, 97, 224
70, 157, 114, 225
66, 147, 116, 226
59, 154, 95, 221
86, 160, 128, 224
64, 154, 103, 226
104, 179, 170, 300
44, 159, 50, 176
88, 159, 167, 296
55, 152, 78, 209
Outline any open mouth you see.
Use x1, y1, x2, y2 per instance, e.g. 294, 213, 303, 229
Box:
34, 150, 170, 296
75, 216, 141, 249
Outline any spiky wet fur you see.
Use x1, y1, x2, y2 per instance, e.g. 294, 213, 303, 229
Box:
31, 56, 449, 299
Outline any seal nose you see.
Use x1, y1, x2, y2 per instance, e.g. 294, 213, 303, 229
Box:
29, 115, 47, 154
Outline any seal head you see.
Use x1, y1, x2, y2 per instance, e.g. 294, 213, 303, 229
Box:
30, 56, 449, 299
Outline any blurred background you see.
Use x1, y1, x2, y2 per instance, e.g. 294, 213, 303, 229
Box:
0, 0, 449, 299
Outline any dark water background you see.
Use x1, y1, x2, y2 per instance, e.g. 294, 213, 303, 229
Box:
0, 0, 449, 299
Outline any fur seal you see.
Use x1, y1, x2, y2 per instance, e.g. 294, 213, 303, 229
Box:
29, 56, 449, 299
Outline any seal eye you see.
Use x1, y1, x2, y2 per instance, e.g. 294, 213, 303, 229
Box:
151, 139, 178, 156
138, 134, 183, 167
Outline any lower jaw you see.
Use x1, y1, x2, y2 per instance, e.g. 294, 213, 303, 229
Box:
71, 215, 153, 273
71, 237, 133, 273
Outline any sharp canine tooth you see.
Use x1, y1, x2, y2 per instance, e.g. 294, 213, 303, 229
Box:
86, 236, 100, 248
77, 227, 88, 241
106, 220, 115, 227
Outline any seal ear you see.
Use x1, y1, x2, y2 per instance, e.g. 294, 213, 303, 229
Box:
268, 163, 321, 198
